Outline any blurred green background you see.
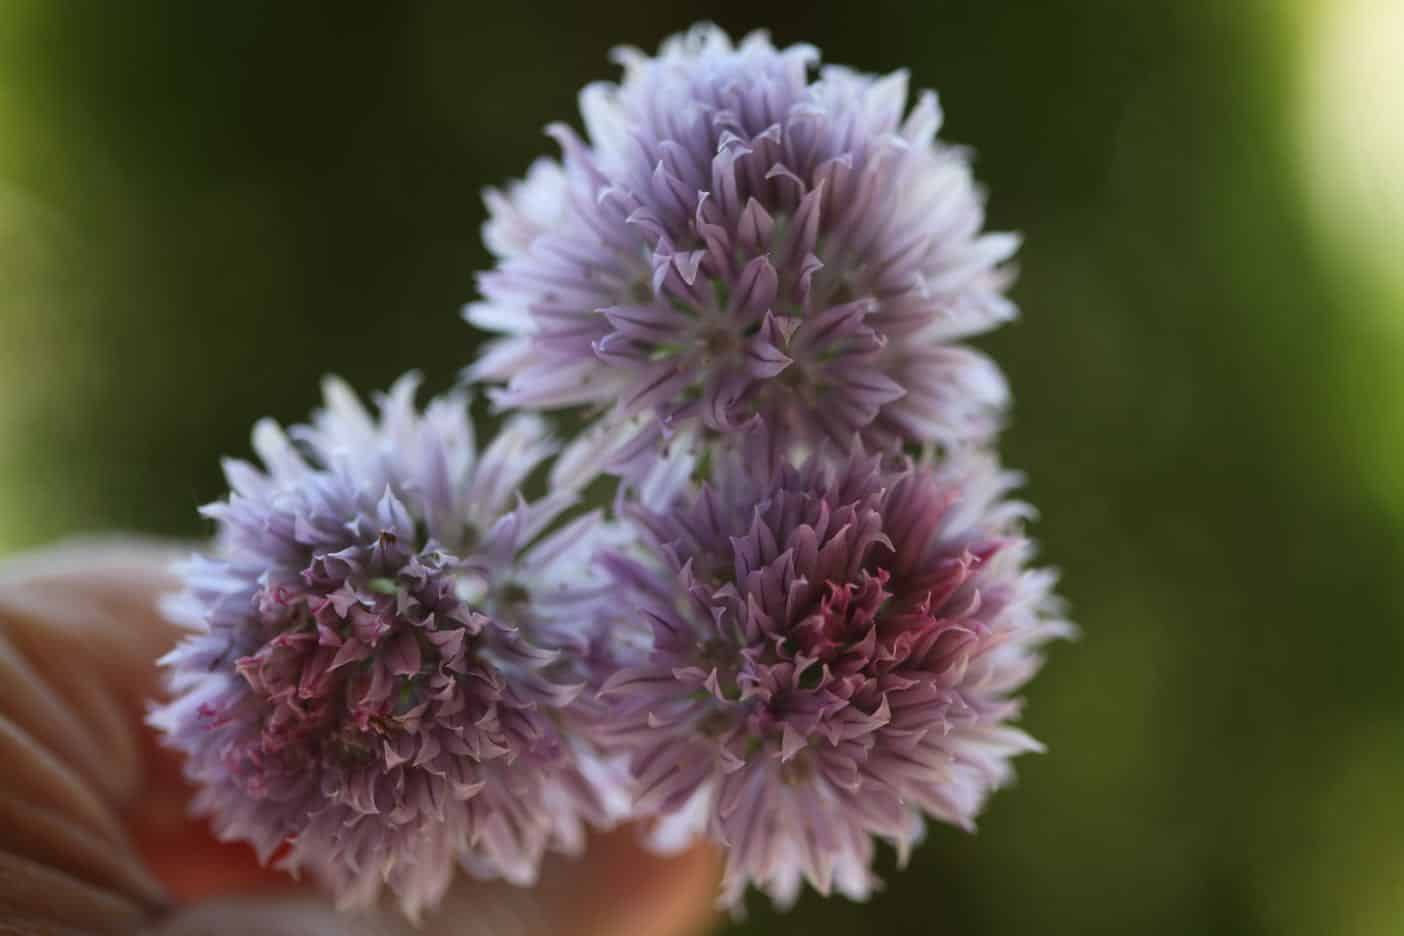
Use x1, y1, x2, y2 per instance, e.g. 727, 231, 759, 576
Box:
2, 1, 1402, 933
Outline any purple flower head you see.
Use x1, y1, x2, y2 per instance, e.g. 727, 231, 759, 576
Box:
150, 374, 620, 918
595, 432, 1067, 908
469, 25, 1016, 464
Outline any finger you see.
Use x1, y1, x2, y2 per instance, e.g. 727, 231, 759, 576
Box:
0, 849, 153, 936
148, 828, 721, 936
0, 541, 182, 805
0, 539, 184, 932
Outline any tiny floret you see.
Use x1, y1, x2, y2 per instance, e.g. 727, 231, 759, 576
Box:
150, 375, 616, 918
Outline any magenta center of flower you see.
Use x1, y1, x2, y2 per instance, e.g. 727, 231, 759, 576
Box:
209, 546, 495, 808
792, 569, 891, 664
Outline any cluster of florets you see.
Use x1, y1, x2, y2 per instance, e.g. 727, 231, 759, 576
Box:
469, 25, 1015, 462
593, 433, 1066, 907
153, 24, 1066, 920
152, 376, 620, 918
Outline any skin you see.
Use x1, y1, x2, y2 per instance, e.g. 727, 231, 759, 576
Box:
0, 540, 720, 936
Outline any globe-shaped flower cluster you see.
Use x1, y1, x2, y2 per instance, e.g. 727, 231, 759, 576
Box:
154, 24, 1066, 920
594, 433, 1067, 907
151, 376, 618, 917
470, 26, 1016, 461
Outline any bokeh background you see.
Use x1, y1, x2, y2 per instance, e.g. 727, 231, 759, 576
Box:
2, 1, 1402, 933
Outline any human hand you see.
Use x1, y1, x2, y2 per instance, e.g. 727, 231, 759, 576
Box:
0, 540, 720, 936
